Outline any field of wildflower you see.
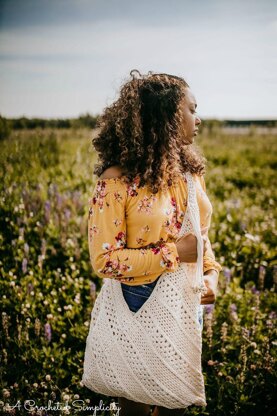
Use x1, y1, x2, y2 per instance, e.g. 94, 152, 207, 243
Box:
0, 127, 276, 416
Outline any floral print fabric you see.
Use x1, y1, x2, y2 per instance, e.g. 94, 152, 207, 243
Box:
88, 174, 222, 286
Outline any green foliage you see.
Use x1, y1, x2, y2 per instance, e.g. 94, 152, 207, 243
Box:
0, 128, 276, 415
197, 134, 277, 290
1, 113, 98, 131
0, 115, 11, 141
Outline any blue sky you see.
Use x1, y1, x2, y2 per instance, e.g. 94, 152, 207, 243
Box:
0, 0, 276, 119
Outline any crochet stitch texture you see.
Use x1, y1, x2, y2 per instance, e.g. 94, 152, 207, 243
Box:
82, 171, 207, 409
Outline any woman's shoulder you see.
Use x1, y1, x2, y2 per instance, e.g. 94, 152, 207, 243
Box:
93, 166, 142, 197
95, 167, 205, 194
99, 165, 124, 180
96, 165, 127, 187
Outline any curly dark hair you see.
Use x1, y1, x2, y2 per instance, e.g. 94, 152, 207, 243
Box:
92, 69, 206, 193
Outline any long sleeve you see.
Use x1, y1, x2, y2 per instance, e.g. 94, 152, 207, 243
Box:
88, 179, 180, 283
199, 175, 223, 275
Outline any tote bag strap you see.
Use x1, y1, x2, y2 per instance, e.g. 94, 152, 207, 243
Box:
183, 172, 207, 295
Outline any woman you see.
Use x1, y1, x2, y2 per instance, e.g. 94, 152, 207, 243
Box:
85, 70, 222, 415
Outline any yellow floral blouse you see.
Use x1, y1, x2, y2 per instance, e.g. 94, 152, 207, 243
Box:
88, 173, 222, 286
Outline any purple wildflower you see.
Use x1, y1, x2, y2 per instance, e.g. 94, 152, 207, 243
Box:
269, 311, 276, 320
47, 183, 55, 198
258, 265, 266, 290
73, 191, 83, 210
250, 285, 260, 295
204, 304, 215, 314
38, 255, 44, 270
266, 320, 273, 328
239, 221, 247, 232
230, 199, 240, 209
90, 281, 96, 294
22, 258, 28, 274
44, 200, 51, 222
44, 323, 52, 342
90, 282, 96, 301
27, 283, 34, 295
229, 303, 238, 321
41, 238, 46, 256
241, 327, 250, 338
229, 303, 237, 312
22, 188, 28, 202
56, 193, 63, 209
223, 268, 232, 284
73, 190, 81, 203
64, 208, 71, 221
24, 243, 29, 255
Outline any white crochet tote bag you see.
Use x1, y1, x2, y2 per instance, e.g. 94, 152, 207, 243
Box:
82, 171, 207, 409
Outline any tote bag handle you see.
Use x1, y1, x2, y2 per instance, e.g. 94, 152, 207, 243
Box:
183, 172, 208, 295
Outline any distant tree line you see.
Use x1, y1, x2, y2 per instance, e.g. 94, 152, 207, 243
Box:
201, 119, 277, 128
222, 119, 277, 127
0, 112, 98, 130
0, 113, 99, 139
0, 113, 276, 140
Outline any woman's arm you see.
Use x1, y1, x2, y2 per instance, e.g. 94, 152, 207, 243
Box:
200, 269, 219, 304
198, 175, 222, 303
88, 179, 181, 283
199, 175, 223, 276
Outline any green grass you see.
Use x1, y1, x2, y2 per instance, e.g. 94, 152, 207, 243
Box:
0, 128, 276, 416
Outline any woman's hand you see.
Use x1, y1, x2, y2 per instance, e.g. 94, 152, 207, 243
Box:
200, 269, 219, 305
175, 233, 207, 263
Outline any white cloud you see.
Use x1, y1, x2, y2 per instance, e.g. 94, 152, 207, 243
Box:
0, 4, 276, 118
